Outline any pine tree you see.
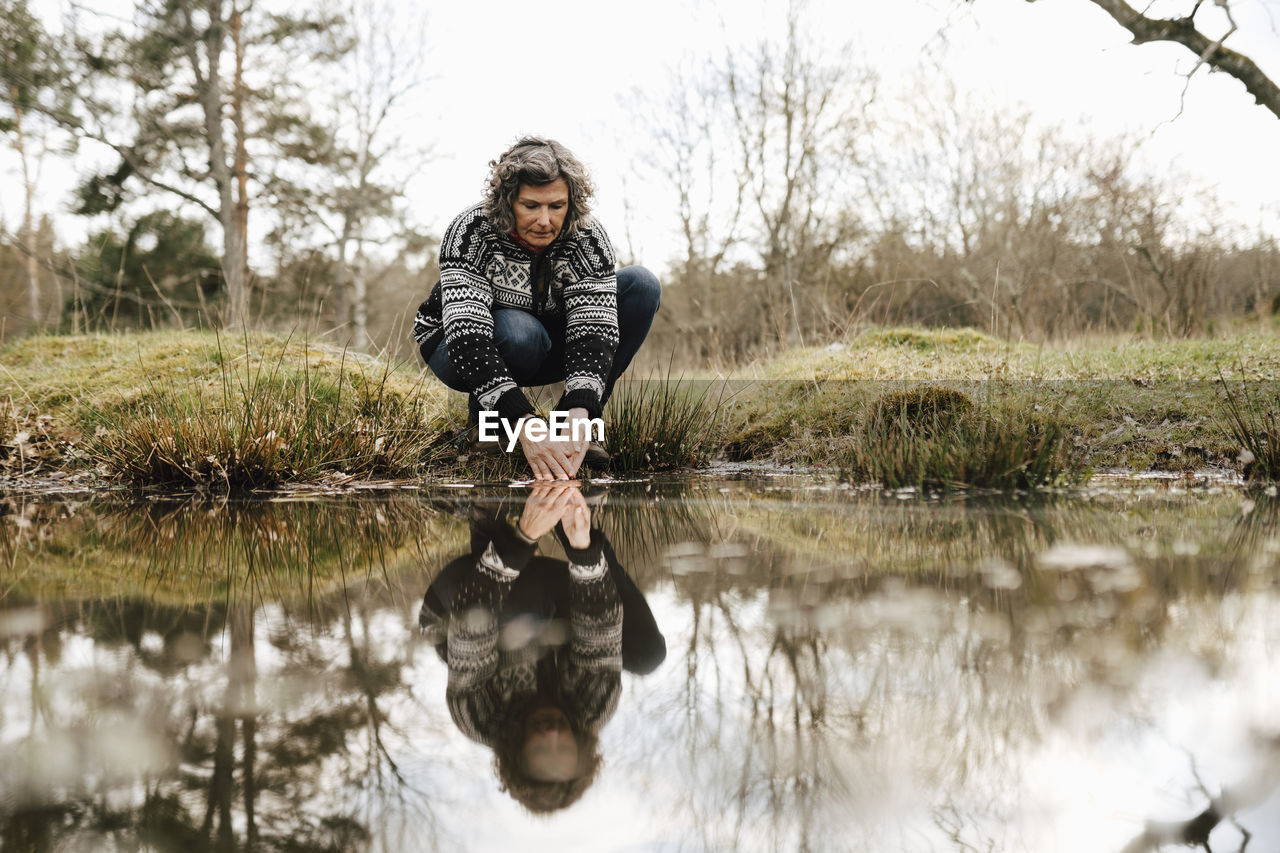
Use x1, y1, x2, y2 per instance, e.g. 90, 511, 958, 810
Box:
68, 0, 347, 329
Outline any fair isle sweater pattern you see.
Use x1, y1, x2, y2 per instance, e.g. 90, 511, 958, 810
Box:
412, 203, 620, 421
444, 529, 623, 748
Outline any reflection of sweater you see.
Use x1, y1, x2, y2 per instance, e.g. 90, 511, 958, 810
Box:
412, 203, 619, 422
442, 522, 622, 748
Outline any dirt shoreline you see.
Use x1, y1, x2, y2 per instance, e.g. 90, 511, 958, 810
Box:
0, 464, 1258, 500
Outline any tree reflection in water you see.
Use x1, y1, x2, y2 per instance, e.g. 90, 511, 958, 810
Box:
0, 484, 1277, 851
645, 488, 1280, 851
0, 494, 463, 852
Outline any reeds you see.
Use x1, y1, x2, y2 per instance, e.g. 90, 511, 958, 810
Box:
89, 335, 448, 490
843, 385, 1080, 490
1218, 376, 1280, 481
604, 377, 726, 473
398, 374, 726, 482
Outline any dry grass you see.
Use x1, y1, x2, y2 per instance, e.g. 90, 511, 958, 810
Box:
844, 386, 1080, 490
1218, 376, 1280, 481
723, 326, 1280, 475
606, 376, 726, 473
6, 325, 1280, 485
2, 330, 453, 489
742, 326, 1280, 382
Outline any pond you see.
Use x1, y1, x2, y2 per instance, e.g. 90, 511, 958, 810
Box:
2, 477, 1278, 852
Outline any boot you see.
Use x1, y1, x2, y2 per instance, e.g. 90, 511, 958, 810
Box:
583, 441, 611, 467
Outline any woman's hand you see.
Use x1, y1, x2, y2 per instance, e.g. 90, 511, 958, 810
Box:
564, 407, 593, 457
557, 486, 592, 549
518, 481, 578, 540
518, 412, 589, 480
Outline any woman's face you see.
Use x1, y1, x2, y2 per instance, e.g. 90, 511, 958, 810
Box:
522, 704, 578, 782
512, 178, 569, 248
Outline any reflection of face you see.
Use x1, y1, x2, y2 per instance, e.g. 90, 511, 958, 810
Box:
513, 178, 569, 248
522, 704, 578, 782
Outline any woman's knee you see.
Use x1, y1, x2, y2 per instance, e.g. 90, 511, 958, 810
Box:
425, 339, 470, 392
492, 309, 553, 362
617, 265, 662, 315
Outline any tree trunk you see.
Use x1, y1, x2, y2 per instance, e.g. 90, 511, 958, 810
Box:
232, 604, 257, 851
184, 0, 247, 329
352, 235, 369, 351
11, 95, 40, 328
231, 1, 251, 323
333, 215, 352, 332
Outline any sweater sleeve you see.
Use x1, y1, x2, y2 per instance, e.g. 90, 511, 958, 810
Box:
438, 207, 537, 423
444, 520, 537, 693
556, 529, 623, 734
555, 221, 619, 420
563, 529, 622, 671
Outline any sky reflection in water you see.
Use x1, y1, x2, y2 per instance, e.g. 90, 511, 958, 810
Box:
1, 479, 1278, 852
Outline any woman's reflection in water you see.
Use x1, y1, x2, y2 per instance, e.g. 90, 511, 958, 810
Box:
419, 482, 665, 812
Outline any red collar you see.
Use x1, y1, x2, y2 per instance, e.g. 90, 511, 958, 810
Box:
510, 231, 550, 254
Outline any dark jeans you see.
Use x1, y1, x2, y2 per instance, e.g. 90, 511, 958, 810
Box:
425, 265, 661, 411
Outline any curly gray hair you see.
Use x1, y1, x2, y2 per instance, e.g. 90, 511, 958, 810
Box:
484, 137, 595, 238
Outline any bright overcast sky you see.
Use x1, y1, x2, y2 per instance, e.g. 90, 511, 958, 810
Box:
5, 0, 1280, 269
409, 0, 1280, 265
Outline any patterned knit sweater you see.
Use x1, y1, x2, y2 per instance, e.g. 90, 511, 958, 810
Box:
412, 203, 620, 422
439, 524, 622, 749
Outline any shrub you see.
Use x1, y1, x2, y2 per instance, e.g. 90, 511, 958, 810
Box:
605, 378, 726, 473
845, 385, 1080, 490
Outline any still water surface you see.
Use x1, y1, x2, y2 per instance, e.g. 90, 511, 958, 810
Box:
2, 478, 1278, 852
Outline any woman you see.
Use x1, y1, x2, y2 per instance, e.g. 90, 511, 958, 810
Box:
412, 137, 661, 480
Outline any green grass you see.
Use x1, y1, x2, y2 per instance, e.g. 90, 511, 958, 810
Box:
844, 386, 1080, 489
742, 325, 1280, 383
723, 325, 1280, 477
1217, 375, 1280, 481
1, 330, 455, 490
5, 325, 1280, 487
1, 330, 730, 487
86, 333, 450, 489
605, 376, 725, 473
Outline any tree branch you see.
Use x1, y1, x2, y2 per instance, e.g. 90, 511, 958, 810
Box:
102, 136, 221, 218
1081, 0, 1280, 120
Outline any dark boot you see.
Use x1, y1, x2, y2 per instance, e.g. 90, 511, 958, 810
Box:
583, 441, 611, 467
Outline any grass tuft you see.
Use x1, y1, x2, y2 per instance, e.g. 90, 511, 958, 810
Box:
844, 385, 1081, 490
87, 334, 448, 490
1217, 376, 1280, 481
857, 327, 1001, 352
605, 377, 725, 473
864, 386, 973, 435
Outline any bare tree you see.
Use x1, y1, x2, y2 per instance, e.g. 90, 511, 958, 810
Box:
325, 0, 430, 352
637, 59, 745, 289
968, 0, 1280, 120
0, 0, 62, 331
635, 0, 876, 358
626, 59, 748, 361
260, 0, 432, 351
721, 1, 875, 347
